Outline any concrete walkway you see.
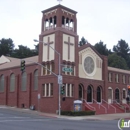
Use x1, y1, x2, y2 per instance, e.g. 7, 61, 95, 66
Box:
1, 106, 130, 121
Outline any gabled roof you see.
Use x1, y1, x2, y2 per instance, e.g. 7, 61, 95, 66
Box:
0, 55, 38, 70
0, 55, 10, 65
78, 43, 104, 59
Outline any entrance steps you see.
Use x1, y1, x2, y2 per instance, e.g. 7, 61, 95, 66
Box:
83, 102, 129, 115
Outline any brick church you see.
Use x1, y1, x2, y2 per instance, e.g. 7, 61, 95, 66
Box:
0, 4, 130, 114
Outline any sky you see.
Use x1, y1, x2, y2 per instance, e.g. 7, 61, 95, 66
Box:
0, 0, 130, 50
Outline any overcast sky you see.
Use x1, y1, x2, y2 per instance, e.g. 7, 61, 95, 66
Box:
0, 0, 130, 50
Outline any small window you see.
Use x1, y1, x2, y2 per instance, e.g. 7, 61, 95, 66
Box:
46, 84, 49, 96
115, 74, 119, 83
129, 77, 130, 84
42, 84, 45, 96
71, 84, 74, 97
123, 75, 126, 84
108, 73, 112, 82
67, 84, 70, 96
108, 89, 112, 99
47, 64, 50, 75
0, 75, 4, 92
10, 73, 15, 92
42, 83, 53, 97
50, 83, 53, 96
43, 65, 46, 75
21, 72, 27, 91
123, 90, 126, 99
34, 70, 38, 90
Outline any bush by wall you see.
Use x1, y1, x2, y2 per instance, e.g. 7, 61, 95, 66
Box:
61, 111, 95, 116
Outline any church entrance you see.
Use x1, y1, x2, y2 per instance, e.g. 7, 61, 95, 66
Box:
108, 87, 113, 104
97, 86, 101, 103
87, 85, 93, 102
78, 84, 83, 100
115, 88, 120, 103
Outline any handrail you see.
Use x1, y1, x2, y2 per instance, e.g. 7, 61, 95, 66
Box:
93, 99, 107, 114
102, 99, 109, 108
113, 100, 126, 113
83, 99, 96, 111
102, 99, 116, 113
125, 103, 130, 111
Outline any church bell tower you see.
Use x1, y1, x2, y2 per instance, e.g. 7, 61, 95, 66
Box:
39, 4, 79, 77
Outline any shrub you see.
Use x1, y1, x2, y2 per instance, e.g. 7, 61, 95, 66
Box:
61, 111, 95, 116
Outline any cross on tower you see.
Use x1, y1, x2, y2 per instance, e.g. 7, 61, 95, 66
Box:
57, 0, 62, 4
64, 37, 74, 60
44, 37, 54, 60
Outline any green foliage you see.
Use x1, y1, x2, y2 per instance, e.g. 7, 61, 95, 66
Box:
108, 53, 129, 70
61, 111, 95, 116
94, 40, 112, 56
34, 43, 39, 54
11, 45, 38, 58
0, 38, 15, 56
113, 39, 130, 69
79, 37, 88, 46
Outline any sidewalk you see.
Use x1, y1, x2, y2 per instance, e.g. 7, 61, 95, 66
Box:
1, 106, 130, 121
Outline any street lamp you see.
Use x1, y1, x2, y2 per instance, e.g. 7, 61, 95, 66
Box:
34, 39, 62, 116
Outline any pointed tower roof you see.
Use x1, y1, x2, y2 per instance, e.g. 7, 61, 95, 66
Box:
42, 4, 77, 14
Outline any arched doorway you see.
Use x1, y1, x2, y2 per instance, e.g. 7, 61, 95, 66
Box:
87, 85, 93, 102
115, 88, 120, 103
108, 87, 113, 104
78, 84, 83, 100
97, 86, 101, 102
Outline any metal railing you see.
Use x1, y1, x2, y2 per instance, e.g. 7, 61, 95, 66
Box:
113, 100, 126, 113
125, 103, 130, 111
93, 99, 107, 114
83, 99, 96, 111
102, 99, 116, 113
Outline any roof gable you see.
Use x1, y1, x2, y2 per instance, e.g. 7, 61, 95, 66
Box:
78, 43, 103, 59
0, 55, 10, 65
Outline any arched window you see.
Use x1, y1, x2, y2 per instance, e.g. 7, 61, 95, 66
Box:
10, 73, 15, 92
122, 89, 126, 99
21, 72, 27, 91
0, 75, 4, 92
87, 85, 93, 102
97, 86, 101, 102
34, 69, 38, 90
115, 88, 120, 102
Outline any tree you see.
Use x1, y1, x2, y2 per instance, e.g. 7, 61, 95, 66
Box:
94, 40, 112, 56
34, 43, 39, 54
0, 38, 15, 56
79, 37, 88, 46
113, 39, 130, 68
113, 39, 130, 59
11, 45, 38, 58
108, 53, 129, 70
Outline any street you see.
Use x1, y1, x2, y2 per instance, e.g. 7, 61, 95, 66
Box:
0, 107, 120, 130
